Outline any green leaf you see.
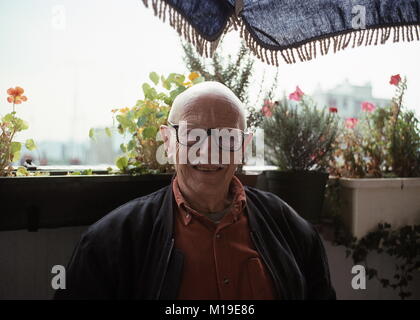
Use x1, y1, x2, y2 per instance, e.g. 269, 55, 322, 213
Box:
156, 92, 168, 101
120, 143, 127, 153
148, 88, 157, 100
10, 141, 22, 162
156, 111, 165, 118
137, 116, 147, 127
3, 113, 15, 122
149, 72, 159, 85
89, 128, 95, 139
174, 74, 185, 85
16, 167, 28, 176
116, 114, 136, 132
10, 141, 21, 155
14, 118, 29, 131
142, 126, 157, 139
127, 140, 136, 151
142, 83, 152, 98
169, 86, 186, 99
12, 151, 21, 162
162, 80, 171, 90
105, 127, 112, 137
163, 96, 173, 106
25, 139, 36, 151
116, 156, 128, 171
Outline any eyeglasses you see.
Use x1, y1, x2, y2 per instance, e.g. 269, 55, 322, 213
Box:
168, 121, 251, 152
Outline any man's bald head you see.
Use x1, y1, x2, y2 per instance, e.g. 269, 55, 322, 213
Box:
168, 81, 247, 130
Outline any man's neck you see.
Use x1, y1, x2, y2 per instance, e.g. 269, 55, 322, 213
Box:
177, 179, 232, 214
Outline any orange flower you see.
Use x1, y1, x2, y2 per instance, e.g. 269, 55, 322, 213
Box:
188, 72, 200, 81
111, 108, 118, 113
119, 107, 130, 113
7, 86, 28, 104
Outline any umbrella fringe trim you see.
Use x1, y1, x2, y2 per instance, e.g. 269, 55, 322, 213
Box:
142, 0, 230, 58
233, 16, 420, 65
142, 0, 420, 66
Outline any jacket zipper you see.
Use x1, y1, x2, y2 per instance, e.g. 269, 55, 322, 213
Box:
250, 231, 283, 299
156, 237, 175, 299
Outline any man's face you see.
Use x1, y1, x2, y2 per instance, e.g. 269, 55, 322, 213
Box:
164, 94, 249, 195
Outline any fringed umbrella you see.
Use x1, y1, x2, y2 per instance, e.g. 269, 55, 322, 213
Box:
142, 0, 420, 66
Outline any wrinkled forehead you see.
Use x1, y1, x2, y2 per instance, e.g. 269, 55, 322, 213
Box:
181, 95, 243, 129
169, 86, 246, 129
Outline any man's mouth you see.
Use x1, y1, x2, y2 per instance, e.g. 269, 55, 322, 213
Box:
191, 165, 225, 172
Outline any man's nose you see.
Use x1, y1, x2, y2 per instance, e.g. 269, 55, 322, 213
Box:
198, 135, 219, 164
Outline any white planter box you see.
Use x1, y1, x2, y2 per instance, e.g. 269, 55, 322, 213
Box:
339, 178, 420, 239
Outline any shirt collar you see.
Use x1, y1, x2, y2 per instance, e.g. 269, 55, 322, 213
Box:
172, 175, 247, 226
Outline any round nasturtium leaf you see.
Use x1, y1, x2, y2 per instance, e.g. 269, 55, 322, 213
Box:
142, 126, 157, 139
25, 139, 36, 151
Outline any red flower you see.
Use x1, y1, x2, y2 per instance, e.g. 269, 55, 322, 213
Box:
345, 118, 359, 129
7, 86, 28, 104
390, 74, 401, 86
361, 101, 376, 112
288, 86, 304, 101
329, 107, 338, 113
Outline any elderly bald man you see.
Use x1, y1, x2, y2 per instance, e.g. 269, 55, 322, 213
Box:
55, 82, 336, 300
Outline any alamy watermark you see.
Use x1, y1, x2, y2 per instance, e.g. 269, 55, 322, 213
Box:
351, 1, 366, 30
51, 265, 66, 290
351, 265, 366, 290
51, 5, 66, 31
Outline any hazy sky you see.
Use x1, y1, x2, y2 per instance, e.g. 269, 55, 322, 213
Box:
1, 0, 420, 143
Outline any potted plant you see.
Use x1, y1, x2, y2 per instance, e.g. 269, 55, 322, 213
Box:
100, 71, 204, 175
0, 86, 36, 176
329, 75, 420, 238
260, 88, 339, 223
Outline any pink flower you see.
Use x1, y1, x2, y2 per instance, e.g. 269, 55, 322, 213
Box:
345, 118, 359, 129
329, 107, 338, 113
262, 106, 273, 117
288, 86, 304, 101
390, 74, 401, 86
361, 101, 376, 112
261, 99, 275, 117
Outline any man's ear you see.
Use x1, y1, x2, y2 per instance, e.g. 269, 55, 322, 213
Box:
160, 125, 176, 160
159, 125, 171, 151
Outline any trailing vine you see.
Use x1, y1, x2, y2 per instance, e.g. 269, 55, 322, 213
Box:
335, 222, 420, 299
323, 180, 420, 299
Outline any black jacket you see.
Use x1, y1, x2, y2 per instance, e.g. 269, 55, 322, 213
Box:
54, 184, 336, 300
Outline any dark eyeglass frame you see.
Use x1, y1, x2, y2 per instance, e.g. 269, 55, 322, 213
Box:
167, 121, 250, 152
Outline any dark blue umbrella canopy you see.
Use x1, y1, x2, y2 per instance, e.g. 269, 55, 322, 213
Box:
142, 0, 420, 65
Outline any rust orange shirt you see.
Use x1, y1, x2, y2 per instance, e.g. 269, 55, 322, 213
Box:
172, 175, 277, 300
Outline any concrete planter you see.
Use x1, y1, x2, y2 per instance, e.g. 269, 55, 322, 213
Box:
339, 178, 420, 239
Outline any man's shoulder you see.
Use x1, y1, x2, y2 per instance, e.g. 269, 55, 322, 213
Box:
82, 185, 170, 243
244, 186, 316, 237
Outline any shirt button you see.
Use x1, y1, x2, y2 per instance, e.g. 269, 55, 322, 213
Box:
215, 233, 221, 239
223, 278, 230, 285
186, 213, 190, 218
